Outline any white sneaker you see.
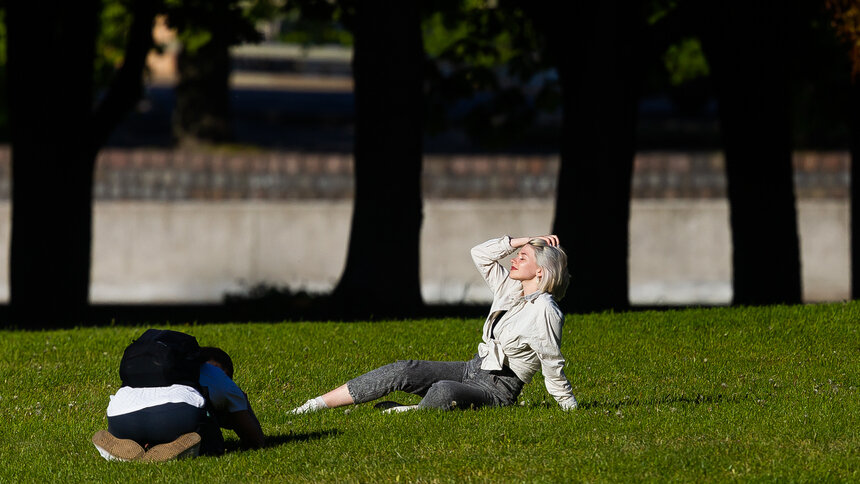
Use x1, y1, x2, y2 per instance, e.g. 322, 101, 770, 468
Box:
291, 397, 326, 414
382, 404, 419, 414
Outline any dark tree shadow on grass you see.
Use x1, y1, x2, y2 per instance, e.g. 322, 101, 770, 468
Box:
0, 282, 726, 329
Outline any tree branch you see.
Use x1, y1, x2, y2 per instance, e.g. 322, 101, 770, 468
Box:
646, 2, 703, 60
92, 0, 159, 150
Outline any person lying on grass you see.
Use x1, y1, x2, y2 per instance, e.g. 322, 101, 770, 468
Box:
93, 345, 265, 462
292, 234, 578, 414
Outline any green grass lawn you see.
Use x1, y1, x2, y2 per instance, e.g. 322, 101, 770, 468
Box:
1, 302, 859, 483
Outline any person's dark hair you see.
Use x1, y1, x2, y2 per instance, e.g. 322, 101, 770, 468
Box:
199, 346, 234, 379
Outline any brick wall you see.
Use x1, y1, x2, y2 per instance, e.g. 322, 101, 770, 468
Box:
0, 147, 848, 200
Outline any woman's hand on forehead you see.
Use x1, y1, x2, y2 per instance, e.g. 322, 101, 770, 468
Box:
532, 235, 560, 247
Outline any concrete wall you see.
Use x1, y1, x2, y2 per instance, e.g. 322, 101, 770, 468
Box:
628, 200, 850, 304
0, 199, 846, 305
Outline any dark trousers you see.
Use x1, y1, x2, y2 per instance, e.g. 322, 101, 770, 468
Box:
108, 402, 205, 448
108, 402, 224, 455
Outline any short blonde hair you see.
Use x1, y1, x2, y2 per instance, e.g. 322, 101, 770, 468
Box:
528, 238, 570, 301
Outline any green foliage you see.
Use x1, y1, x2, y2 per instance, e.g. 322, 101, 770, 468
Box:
826, 0, 860, 82
180, 30, 212, 54
424, 3, 532, 68
283, 0, 557, 149
95, 0, 134, 88
422, 10, 469, 57
663, 37, 710, 86
278, 8, 354, 46
2, 302, 860, 481
280, 0, 357, 45
163, 0, 265, 55
791, 1, 856, 149
422, 1, 556, 149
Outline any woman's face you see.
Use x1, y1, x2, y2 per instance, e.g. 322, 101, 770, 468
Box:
510, 244, 541, 282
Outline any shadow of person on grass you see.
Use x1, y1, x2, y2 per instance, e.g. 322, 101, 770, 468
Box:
221, 429, 341, 454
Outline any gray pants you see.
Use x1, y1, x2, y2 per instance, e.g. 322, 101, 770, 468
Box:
346, 355, 524, 410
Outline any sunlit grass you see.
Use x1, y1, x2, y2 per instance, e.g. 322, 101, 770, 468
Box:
1, 302, 859, 482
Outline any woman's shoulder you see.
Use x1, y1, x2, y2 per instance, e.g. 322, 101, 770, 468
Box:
532, 292, 560, 308
530, 293, 564, 319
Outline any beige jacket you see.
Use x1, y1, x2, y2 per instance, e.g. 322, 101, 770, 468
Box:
471, 236, 577, 410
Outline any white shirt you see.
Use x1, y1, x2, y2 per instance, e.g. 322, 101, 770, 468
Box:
107, 384, 205, 417
107, 363, 248, 417
471, 236, 578, 410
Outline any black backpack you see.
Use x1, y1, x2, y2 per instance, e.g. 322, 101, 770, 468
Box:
119, 329, 203, 388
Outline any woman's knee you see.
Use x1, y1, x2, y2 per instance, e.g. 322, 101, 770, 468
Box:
391, 359, 421, 373
420, 381, 459, 410
348, 360, 424, 403
382, 359, 428, 384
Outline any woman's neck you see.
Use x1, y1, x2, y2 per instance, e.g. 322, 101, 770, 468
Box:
521, 278, 540, 296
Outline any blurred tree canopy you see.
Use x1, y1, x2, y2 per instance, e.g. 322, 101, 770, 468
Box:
277, 0, 850, 152
164, 0, 266, 145
421, 1, 555, 149
0, 0, 852, 150
662, 38, 709, 86
827, 0, 860, 81
95, 0, 134, 87
278, 5, 354, 45
0, 0, 271, 145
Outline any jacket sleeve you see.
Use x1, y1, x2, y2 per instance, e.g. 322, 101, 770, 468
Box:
199, 363, 249, 413
470, 236, 518, 296
528, 303, 578, 410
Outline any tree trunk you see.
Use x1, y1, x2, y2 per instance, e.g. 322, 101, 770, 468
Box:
530, 2, 646, 313
851, 81, 860, 299
6, 1, 99, 326
332, 0, 425, 318
5, 1, 154, 327
698, 1, 802, 305
173, 35, 234, 145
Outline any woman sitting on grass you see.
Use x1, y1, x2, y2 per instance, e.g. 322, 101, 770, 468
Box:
292, 235, 578, 413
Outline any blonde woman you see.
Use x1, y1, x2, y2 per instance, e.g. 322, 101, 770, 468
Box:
292, 235, 578, 413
